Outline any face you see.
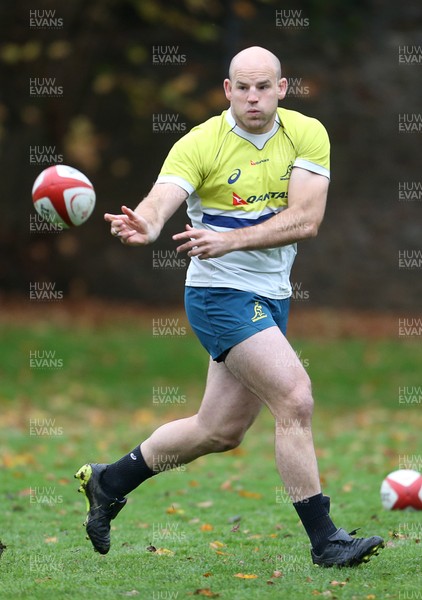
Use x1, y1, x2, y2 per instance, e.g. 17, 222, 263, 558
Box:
224, 63, 287, 134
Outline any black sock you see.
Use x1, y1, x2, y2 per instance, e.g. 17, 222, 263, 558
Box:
293, 493, 337, 553
100, 445, 155, 499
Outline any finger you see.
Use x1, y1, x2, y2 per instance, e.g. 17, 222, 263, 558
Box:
172, 228, 199, 241
172, 232, 190, 241
120, 229, 138, 241
109, 218, 126, 236
121, 206, 150, 230
121, 205, 139, 219
188, 247, 205, 258
177, 238, 205, 255
104, 212, 124, 222
175, 239, 197, 253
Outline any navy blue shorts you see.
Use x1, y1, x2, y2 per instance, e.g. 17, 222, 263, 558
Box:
185, 286, 290, 362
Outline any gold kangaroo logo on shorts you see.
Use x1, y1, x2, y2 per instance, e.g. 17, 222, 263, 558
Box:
251, 301, 267, 322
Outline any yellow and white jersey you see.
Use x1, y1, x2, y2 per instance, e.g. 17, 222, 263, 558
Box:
157, 107, 330, 299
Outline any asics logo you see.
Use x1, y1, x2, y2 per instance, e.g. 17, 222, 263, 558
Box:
228, 169, 241, 184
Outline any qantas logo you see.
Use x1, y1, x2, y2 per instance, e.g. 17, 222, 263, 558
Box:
233, 192, 248, 205
232, 191, 288, 205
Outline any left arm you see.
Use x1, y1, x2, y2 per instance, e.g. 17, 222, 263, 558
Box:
173, 167, 329, 259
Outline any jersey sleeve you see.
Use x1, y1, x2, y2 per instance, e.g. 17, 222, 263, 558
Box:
293, 117, 330, 180
156, 126, 206, 194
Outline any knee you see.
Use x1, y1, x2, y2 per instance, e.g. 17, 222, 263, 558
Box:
206, 427, 245, 453
283, 375, 314, 422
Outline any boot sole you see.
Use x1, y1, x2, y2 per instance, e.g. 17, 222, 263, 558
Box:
74, 464, 93, 516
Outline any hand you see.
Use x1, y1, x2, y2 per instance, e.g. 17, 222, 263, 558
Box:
173, 224, 232, 259
104, 206, 151, 246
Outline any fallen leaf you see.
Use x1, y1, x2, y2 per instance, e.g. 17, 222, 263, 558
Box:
390, 530, 405, 539
342, 483, 353, 493
234, 573, 258, 579
209, 541, 225, 550
146, 545, 157, 552
201, 524, 213, 531
228, 515, 241, 523
238, 490, 262, 499
220, 480, 232, 491
197, 501, 213, 508
165, 504, 184, 515
193, 589, 219, 597
0, 541, 7, 559
203, 572, 213, 577
123, 592, 140, 597
230, 524, 240, 532
272, 570, 283, 578
155, 548, 174, 556
132, 409, 156, 425
44, 536, 57, 544
330, 580, 347, 587
2, 452, 36, 468
220, 475, 240, 491
227, 447, 246, 456
189, 480, 200, 487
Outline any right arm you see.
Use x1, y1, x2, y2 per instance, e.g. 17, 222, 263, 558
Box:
104, 182, 188, 246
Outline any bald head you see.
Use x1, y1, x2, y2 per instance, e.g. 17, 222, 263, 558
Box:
223, 46, 287, 134
228, 46, 282, 81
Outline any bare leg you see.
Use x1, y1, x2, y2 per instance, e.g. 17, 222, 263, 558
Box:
225, 326, 321, 502
141, 358, 262, 472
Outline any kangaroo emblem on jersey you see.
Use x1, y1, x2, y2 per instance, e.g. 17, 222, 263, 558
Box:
251, 301, 267, 322
279, 161, 293, 180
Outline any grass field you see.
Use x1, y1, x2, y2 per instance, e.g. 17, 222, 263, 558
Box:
1, 307, 421, 599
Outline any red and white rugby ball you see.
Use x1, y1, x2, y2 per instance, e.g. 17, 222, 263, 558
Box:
380, 469, 422, 510
32, 165, 96, 228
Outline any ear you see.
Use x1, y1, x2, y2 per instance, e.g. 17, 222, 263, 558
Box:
277, 77, 288, 101
223, 78, 232, 101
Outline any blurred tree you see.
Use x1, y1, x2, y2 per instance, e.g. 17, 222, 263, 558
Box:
0, 0, 421, 308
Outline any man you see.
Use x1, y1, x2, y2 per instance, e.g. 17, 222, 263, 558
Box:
75, 46, 384, 567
